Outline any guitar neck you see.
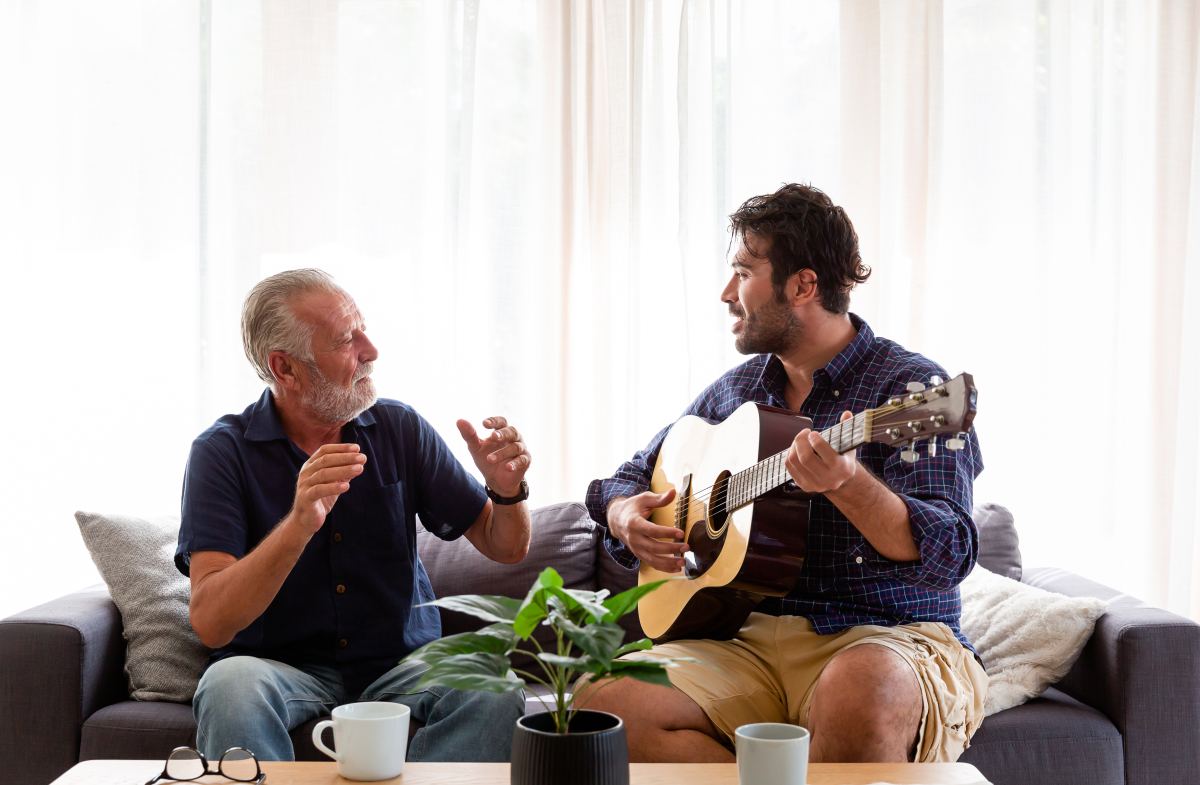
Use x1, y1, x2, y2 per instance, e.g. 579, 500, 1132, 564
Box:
725, 410, 872, 510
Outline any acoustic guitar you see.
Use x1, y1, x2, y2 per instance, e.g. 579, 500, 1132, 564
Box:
637, 373, 978, 644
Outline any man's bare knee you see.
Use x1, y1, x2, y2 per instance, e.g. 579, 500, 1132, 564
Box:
575, 675, 731, 763
808, 644, 922, 763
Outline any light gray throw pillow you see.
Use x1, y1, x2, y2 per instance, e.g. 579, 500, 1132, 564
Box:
973, 502, 1022, 581
75, 511, 211, 702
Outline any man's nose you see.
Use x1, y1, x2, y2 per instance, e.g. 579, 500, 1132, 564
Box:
359, 333, 379, 363
720, 273, 738, 304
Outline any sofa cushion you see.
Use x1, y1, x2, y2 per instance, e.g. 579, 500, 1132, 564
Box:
79, 700, 196, 761
974, 502, 1021, 581
960, 687, 1123, 785
75, 512, 211, 703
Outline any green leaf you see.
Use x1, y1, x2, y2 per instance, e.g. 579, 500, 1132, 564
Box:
557, 588, 610, 623
405, 624, 519, 666
416, 595, 521, 624
415, 652, 525, 694
558, 617, 626, 663
511, 568, 567, 638
536, 652, 604, 674
613, 638, 654, 657
602, 580, 670, 623
537, 567, 564, 589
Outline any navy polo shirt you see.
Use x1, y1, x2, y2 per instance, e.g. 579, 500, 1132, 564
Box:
176, 390, 488, 697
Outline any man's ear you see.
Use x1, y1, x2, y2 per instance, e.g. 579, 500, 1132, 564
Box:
786, 269, 819, 307
268, 351, 304, 392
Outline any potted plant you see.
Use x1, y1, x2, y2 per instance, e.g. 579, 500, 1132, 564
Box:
404, 567, 694, 785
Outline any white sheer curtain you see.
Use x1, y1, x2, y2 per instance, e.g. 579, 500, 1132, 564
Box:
3, 0, 1200, 622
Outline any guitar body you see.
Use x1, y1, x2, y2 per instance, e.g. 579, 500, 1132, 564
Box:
637, 401, 815, 644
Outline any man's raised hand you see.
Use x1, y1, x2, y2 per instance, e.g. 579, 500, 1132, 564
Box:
456, 416, 531, 497
606, 489, 688, 573
289, 443, 367, 536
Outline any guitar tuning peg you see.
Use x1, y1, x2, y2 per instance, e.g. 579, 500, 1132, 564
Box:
906, 381, 927, 393
946, 432, 968, 451
900, 443, 920, 463
930, 375, 943, 386
928, 436, 938, 457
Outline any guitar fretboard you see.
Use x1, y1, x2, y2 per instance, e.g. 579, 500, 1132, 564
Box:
724, 410, 872, 511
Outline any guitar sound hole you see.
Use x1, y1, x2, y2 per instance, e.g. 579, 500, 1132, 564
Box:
684, 470, 731, 578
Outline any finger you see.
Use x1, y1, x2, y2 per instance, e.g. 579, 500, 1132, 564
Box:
488, 425, 521, 444
482, 416, 508, 430
634, 535, 689, 555
631, 517, 686, 542
840, 410, 853, 422
306, 452, 367, 471
304, 481, 352, 500
640, 487, 677, 509
486, 442, 526, 463
785, 447, 815, 489
311, 443, 360, 456
787, 453, 822, 492
309, 464, 364, 486
806, 430, 840, 464
456, 419, 483, 451
501, 452, 531, 473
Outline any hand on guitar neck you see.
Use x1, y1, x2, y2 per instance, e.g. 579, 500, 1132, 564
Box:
784, 410, 858, 495
606, 488, 690, 573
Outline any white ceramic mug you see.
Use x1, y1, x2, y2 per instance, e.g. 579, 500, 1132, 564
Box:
312, 702, 410, 782
734, 722, 810, 785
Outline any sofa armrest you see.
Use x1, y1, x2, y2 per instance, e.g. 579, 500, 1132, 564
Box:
1023, 566, 1200, 785
0, 586, 126, 785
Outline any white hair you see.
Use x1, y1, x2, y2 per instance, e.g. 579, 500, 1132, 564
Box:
240, 268, 347, 393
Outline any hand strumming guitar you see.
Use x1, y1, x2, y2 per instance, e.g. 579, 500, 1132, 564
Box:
606, 489, 689, 574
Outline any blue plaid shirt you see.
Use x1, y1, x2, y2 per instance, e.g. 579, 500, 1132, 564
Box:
586, 314, 983, 654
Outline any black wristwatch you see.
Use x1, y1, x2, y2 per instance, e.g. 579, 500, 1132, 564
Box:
486, 480, 529, 506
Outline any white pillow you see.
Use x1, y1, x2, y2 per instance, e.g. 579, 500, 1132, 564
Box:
76, 511, 211, 702
960, 565, 1107, 716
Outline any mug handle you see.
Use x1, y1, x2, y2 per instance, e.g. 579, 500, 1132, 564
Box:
312, 720, 342, 762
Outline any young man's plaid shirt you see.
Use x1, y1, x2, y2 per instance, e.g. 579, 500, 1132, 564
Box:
585, 314, 983, 656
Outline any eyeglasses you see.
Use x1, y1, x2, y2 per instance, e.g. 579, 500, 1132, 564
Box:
146, 747, 266, 785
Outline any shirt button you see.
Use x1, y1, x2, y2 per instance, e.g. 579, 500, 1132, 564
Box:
337, 584, 346, 594
333, 533, 342, 542
855, 556, 863, 564
339, 639, 348, 648
833, 390, 840, 397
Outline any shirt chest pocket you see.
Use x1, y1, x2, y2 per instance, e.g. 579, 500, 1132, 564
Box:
337, 480, 412, 555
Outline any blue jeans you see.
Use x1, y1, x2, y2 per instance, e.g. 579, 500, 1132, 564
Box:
193, 656, 524, 762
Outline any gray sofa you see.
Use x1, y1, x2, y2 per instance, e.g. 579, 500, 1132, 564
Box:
2, 502, 1198, 785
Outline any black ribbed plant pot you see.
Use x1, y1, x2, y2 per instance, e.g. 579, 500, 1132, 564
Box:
510, 710, 629, 785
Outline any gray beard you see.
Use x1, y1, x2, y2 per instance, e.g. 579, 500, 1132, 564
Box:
733, 298, 802, 355
302, 363, 378, 424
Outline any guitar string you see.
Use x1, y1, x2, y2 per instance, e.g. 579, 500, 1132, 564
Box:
669, 400, 927, 515
672, 419, 964, 523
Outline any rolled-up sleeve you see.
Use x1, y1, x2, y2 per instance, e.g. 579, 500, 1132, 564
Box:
861, 426, 982, 590
585, 423, 672, 568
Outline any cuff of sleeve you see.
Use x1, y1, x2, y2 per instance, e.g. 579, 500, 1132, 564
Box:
861, 495, 946, 578
603, 529, 641, 569
585, 478, 644, 527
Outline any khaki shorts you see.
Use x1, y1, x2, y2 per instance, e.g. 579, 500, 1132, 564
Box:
633, 613, 988, 762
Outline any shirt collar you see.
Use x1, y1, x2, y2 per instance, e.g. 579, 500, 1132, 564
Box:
823, 313, 874, 385
245, 388, 377, 442
756, 312, 875, 397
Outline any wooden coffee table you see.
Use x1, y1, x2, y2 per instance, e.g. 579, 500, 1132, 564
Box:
52, 759, 990, 784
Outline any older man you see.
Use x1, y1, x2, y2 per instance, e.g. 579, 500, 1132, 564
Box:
177, 269, 531, 762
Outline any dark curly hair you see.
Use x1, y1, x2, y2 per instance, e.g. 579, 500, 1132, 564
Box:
728, 183, 871, 314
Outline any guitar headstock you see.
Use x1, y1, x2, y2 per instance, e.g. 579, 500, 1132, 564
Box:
868, 373, 977, 461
